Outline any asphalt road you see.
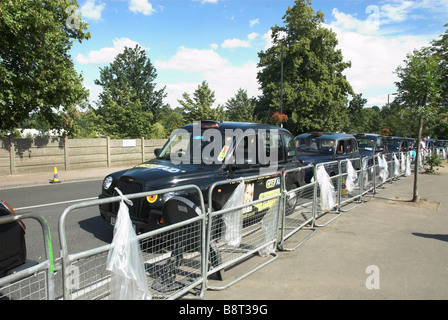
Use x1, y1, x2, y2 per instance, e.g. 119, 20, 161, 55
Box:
0, 179, 114, 263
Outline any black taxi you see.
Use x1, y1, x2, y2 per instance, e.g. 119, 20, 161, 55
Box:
354, 133, 388, 158
295, 132, 360, 183
99, 121, 305, 234
386, 136, 410, 154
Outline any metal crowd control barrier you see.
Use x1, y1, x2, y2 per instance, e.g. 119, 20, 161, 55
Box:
0, 213, 55, 300
58, 185, 206, 300
278, 165, 317, 251
206, 174, 282, 290
1, 151, 421, 300
313, 161, 342, 227
339, 158, 364, 212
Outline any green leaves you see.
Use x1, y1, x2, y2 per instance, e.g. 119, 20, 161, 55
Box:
256, 0, 352, 134
225, 89, 256, 123
94, 45, 166, 138
0, 0, 90, 133
178, 81, 224, 123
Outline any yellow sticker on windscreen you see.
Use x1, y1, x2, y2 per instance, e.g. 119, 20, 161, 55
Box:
217, 145, 229, 161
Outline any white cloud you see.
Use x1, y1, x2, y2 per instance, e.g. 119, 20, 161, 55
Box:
194, 0, 219, 4
247, 32, 258, 41
76, 37, 142, 65
326, 7, 435, 107
128, 0, 155, 15
262, 29, 274, 51
250, 18, 260, 27
155, 47, 260, 108
381, 1, 415, 23
80, 0, 105, 21
155, 47, 227, 71
221, 32, 259, 49
221, 38, 251, 48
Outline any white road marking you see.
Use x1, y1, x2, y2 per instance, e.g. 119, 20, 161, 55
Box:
14, 197, 98, 211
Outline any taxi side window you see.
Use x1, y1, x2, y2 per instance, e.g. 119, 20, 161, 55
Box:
337, 141, 345, 154
259, 130, 284, 164
349, 139, 357, 153
284, 134, 296, 160
235, 134, 257, 165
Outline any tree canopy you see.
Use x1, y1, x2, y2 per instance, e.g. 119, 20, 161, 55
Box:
256, 0, 353, 134
94, 45, 167, 138
395, 47, 442, 202
225, 88, 257, 123
0, 0, 90, 133
178, 81, 224, 123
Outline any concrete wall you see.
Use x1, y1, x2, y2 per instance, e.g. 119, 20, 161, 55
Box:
0, 137, 167, 176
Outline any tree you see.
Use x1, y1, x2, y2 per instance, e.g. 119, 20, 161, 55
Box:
395, 48, 441, 202
256, 0, 353, 134
345, 93, 367, 133
431, 23, 448, 108
0, 0, 90, 133
95, 85, 153, 138
225, 88, 257, 123
178, 81, 224, 123
95, 45, 166, 125
429, 23, 448, 139
156, 106, 186, 138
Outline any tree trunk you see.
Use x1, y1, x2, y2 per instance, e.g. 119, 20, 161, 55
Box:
412, 115, 424, 203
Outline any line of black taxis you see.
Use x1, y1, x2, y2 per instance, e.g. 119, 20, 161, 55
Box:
97, 120, 446, 235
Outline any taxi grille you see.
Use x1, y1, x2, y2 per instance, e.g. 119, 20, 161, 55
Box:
112, 178, 144, 218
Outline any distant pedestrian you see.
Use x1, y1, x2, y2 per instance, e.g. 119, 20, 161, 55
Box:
420, 138, 428, 168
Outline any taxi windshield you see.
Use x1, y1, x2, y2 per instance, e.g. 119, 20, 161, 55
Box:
386, 139, 400, 152
297, 138, 335, 155
356, 138, 375, 151
157, 128, 231, 165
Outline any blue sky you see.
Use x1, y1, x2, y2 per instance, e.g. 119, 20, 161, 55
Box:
70, 0, 448, 110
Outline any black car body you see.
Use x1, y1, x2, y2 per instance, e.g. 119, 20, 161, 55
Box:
99, 121, 305, 234
0, 201, 26, 277
354, 133, 388, 158
386, 136, 410, 154
406, 138, 416, 150
295, 132, 360, 183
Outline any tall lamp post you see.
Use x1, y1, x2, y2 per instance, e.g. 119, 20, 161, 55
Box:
386, 92, 398, 129
280, 40, 298, 128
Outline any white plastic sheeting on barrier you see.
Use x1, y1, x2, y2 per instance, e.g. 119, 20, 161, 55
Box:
221, 182, 245, 247
378, 154, 389, 183
401, 152, 406, 174
258, 199, 280, 257
346, 160, 357, 193
362, 157, 369, 187
316, 165, 336, 211
405, 153, 412, 177
106, 189, 152, 300
393, 154, 400, 177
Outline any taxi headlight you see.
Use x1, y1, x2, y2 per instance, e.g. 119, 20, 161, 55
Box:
103, 176, 113, 190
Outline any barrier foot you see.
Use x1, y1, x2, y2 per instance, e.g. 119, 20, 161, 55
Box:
314, 210, 341, 227
278, 227, 317, 252
206, 251, 278, 291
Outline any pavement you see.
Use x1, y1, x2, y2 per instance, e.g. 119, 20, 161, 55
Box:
1, 163, 447, 300
0, 166, 132, 190
205, 163, 448, 300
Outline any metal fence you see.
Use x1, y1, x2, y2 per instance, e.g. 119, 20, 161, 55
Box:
1, 150, 425, 300
0, 213, 55, 300
206, 174, 282, 290
57, 184, 207, 300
